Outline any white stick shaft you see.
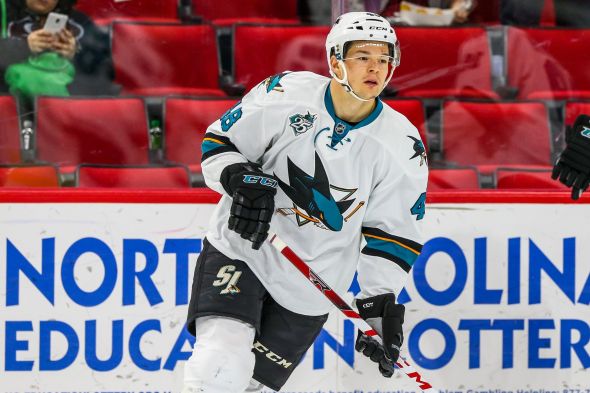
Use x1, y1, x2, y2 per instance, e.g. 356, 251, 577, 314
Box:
268, 232, 440, 392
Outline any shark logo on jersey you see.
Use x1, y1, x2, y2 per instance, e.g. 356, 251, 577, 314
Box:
275, 152, 364, 231
289, 111, 317, 136
408, 135, 427, 166
262, 72, 289, 93
582, 126, 590, 139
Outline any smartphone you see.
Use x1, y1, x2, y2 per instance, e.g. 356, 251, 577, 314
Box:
43, 12, 69, 34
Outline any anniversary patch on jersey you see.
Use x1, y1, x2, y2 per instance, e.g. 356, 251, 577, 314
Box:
262, 72, 290, 93
275, 152, 364, 231
408, 135, 427, 166
289, 111, 317, 136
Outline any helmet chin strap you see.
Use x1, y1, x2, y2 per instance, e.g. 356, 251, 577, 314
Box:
330, 60, 372, 102
330, 60, 395, 103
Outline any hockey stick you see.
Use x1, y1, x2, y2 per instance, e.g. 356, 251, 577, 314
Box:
268, 232, 439, 393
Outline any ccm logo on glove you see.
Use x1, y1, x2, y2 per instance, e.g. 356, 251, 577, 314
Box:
220, 162, 279, 250
242, 175, 278, 188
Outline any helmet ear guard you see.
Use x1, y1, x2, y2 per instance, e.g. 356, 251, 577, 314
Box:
325, 12, 400, 101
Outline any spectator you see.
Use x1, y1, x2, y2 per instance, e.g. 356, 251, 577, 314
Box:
0, 0, 116, 99
501, 0, 590, 27
299, 0, 474, 25
381, 0, 475, 25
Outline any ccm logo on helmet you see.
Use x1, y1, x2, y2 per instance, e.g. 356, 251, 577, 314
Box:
253, 341, 293, 369
369, 26, 388, 30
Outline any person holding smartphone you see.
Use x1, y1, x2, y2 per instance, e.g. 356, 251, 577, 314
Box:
24, 1, 77, 59
380, 0, 476, 24
0, 0, 116, 96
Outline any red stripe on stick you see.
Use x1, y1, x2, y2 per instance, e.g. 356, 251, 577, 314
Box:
271, 234, 438, 392
343, 310, 362, 318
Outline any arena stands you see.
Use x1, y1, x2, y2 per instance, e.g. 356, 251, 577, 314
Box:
0, 96, 21, 164
76, 164, 191, 188
76, 0, 180, 25
111, 22, 225, 96
35, 97, 151, 172
0, 0, 583, 191
163, 97, 236, 174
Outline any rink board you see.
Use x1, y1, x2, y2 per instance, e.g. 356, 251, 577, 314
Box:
0, 190, 589, 392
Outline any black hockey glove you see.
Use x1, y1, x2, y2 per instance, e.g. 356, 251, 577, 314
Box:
355, 294, 405, 378
552, 114, 590, 200
220, 162, 278, 250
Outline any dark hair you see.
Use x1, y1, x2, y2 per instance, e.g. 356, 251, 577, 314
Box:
335, 41, 394, 59
53, 0, 78, 15
20, 0, 78, 16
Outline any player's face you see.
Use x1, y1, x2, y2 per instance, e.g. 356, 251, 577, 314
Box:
26, 0, 59, 15
342, 41, 393, 100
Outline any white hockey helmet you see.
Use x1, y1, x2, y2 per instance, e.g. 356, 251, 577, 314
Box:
325, 12, 400, 101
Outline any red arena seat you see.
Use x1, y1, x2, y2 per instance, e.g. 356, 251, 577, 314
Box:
382, 99, 429, 151
192, 0, 299, 26
495, 167, 567, 190
164, 98, 237, 172
428, 168, 480, 190
76, 0, 179, 25
507, 27, 590, 99
391, 27, 498, 99
112, 22, 225, 96
35, 97, 150, 169
442, 100, 552, 174
233, 24, 330, 91
76, 165, 191, 188
0, 96, 21, 163
0, 165, 59, 187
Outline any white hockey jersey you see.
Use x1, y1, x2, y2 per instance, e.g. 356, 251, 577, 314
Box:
201, 71, 428, 316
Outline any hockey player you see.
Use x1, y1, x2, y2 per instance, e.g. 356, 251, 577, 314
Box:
183, 12, 428, 393
552, 114, 590, 200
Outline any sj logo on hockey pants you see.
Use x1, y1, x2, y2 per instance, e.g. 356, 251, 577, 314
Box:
212, 265, 242, 295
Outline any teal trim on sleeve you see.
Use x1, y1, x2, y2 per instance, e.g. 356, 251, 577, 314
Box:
201, 140, 224, 155
364, 236, 419, 267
